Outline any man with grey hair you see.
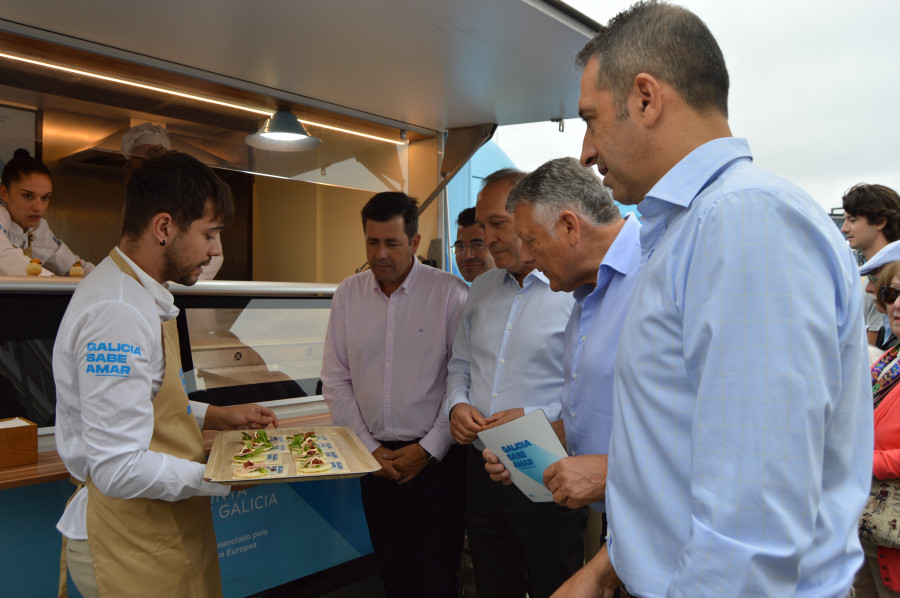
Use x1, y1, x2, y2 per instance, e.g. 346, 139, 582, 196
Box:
445, 168, 586, 598
572, 2, 871, 597
483, 156, 641, 567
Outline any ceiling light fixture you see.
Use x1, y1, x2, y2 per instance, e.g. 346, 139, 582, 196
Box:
245, 108, 321, 152
0, 51, 407, 146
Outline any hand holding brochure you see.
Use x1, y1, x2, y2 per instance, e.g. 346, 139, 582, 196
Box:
476, 410, 567, 502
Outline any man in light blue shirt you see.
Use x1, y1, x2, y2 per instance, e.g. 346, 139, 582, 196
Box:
482, 157, 641, 578
445, 169, 586, 598
567, 3, 873, 598
492, 157, 641, 515
488, 158, 641, 511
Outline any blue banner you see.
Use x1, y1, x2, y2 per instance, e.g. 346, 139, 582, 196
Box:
0, 478, 373, 597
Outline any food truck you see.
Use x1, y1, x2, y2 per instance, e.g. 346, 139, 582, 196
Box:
0, 1, 598, 595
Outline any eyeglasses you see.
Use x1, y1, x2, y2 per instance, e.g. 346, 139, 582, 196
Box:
868, 274, 879, 285
879, 286, 900, 305
452, 241, 486, 254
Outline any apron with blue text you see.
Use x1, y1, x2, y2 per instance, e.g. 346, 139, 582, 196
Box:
79, 250, 221, 597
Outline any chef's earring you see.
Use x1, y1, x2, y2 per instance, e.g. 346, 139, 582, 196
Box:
159, 239, 166, 246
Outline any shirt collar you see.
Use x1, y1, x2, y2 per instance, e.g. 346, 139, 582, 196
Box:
637, 137, 752, 255
113, 247, 179, 321
599, 215, 641, 277
370, 254, 420, 296
574, 215, 642, 302
504, 266, 549, 289
2, 208, 28, 240
644, 137, 752, 209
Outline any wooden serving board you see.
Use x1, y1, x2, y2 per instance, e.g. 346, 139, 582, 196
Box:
204, 426, 379, 485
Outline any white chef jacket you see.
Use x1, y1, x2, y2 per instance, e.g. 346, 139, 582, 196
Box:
0, 204, 95, 276
54, 248, 227, 541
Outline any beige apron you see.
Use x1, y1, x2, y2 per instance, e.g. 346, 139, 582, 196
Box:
59, 250, 222, 597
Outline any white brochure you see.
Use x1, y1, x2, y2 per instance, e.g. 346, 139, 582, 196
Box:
476, 410, 567, 502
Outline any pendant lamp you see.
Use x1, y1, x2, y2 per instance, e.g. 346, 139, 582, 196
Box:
245, 108, 322, 151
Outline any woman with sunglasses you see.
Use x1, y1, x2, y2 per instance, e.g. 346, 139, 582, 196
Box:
0, 149, 94, 277
873, 263, 900, 351
857, 263, 900, 597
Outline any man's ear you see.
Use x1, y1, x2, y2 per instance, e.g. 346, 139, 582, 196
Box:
410, 233, 422, 254
632, 72, 664, 127
151, 212, 173, 245
559, 211, 580, 246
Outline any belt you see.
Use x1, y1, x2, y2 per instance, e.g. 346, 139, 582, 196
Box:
375, 438, 422, 450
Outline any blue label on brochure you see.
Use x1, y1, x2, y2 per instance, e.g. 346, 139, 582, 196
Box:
503, 439, 562, 485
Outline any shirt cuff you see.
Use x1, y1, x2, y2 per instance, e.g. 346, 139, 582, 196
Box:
190, 400, 209, 429
358, 428, 381, 454
419, 428, 453, 461
444, 393, 471, 417
199, 480, 231, 496
524, 404, 561, 421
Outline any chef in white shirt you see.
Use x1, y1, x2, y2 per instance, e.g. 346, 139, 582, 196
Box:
0, 148, 94, 276
53, 151, 275, 598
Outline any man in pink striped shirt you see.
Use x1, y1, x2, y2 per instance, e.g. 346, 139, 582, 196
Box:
321, 191, 469, 597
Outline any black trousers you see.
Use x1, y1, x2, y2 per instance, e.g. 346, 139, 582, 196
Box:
466, 445, 588, 598
360, 443, 466, 598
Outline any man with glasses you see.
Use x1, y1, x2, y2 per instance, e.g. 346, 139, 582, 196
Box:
842, 184, 900, 346
453, 207, 495, 282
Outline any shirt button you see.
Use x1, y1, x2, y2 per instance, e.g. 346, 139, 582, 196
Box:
573, 373, 577, 379
517, 294, 523, 299
499, 358, 505, 364
387, 363, 391, 367
507, 325, 512, 330
581, 336, 587, 341
570, 411, 575, 417
493, 393, 498, 398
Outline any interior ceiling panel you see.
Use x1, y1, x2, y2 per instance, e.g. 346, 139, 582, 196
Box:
0, 0, 596, 132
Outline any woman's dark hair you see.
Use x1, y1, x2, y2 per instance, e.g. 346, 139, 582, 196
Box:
121, 151, 234, 241
1, 148, 51, 187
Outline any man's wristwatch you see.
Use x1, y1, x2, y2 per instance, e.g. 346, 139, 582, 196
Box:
422, 446, 440, 465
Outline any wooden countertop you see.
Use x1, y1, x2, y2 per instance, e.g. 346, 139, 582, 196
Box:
0, 413, 334, 491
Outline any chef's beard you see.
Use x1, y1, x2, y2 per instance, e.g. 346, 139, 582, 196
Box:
163, 234, 208, 286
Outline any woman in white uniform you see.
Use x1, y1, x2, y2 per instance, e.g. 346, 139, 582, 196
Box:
0, 149, 94, 276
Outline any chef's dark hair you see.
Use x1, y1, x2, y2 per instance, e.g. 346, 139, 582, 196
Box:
1, 149, 51, 188
361, 192, 419, 242
121, 151, 234, 242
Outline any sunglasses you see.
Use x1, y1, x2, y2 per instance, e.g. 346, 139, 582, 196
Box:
880, 286, 900, 305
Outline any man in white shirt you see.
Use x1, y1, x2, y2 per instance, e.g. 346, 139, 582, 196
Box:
445, 169, 586, 598
54, 151, 277, 598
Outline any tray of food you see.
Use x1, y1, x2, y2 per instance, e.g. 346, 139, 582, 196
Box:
204, 426, 380, 485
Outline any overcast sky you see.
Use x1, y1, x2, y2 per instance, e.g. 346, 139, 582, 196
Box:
495, 0, 900, 213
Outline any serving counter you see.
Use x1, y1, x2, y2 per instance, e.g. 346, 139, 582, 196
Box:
0, 277, 377, 598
